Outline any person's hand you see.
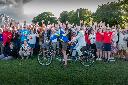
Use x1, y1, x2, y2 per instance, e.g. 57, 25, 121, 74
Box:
68, 41, 72, 44
2, 43, 4, 46
68, 41, 71, 44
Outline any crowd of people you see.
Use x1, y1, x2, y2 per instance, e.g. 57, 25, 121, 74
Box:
0, 19, 128, 67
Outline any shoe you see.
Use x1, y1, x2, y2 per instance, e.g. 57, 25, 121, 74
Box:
96, 58, 102, 61
96, 58, 99, 61
108, 58, 115, 62
98, 58, 102, 61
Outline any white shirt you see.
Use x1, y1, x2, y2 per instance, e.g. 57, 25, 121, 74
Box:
72, 30, 86, 47
119, 33, 127, 44
112, 32, 118, 43
28, 33, 37, 44
89, 34, 96, 44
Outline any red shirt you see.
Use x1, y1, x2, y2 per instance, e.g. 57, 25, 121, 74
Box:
7, 32, 12, 43
3, 31, 12, 46
103, 32, 113, 44
85, 34, 91, 45
96, 32, 103, 42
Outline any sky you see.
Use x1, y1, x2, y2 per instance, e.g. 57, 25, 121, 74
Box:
23, 0, 119, 18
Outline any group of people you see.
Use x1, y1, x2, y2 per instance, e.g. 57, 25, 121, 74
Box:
0, 20, 128, 67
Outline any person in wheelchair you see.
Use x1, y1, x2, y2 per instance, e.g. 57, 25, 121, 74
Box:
69, 27, 87, 57
19, 39, 31, 59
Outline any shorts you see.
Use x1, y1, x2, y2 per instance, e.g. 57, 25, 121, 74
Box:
61, 42, 68, 51
42, 43, 49, 49
103, 43, 111, 51
51, 42, 58, 50
96, 42, 103, 50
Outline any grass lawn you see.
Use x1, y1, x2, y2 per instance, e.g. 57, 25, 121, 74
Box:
0, 58, 128, 85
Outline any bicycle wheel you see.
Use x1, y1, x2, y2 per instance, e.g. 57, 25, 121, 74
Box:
38, 51, 53, 66
80, 51, 95, 67
55, 48, 63, 62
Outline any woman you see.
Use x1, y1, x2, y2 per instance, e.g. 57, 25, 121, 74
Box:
111, 29, 118, 58
96, 28, 103, 60
102, 27, 113, 61
89, 30, 97, 59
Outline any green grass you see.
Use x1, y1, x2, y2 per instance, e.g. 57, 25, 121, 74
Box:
0, 58, 128, 85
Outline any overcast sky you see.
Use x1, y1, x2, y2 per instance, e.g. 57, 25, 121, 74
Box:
23, 0, 119, 18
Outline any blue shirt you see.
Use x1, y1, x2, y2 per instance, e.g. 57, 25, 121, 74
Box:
50, 34, 57, 42
0, 34, 3, 42
55, 28, 69, 42
19, 29, 30, 42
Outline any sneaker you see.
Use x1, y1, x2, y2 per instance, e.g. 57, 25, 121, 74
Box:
96, 58, 99, 61
96, 58, 102, 61
98, 58, 102, 61
108, 58, 115, 62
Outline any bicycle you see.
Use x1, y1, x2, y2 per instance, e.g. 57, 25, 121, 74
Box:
38, 42, 95, 66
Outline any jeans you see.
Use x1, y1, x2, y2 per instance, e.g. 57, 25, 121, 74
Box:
0, 42, 3, 54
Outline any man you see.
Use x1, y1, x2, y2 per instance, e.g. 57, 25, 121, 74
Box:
3, 27, 12, 46
19, 25, 30, 43
27, 30, 37, 56
57, 24, 69, 67
3, 27, 12, 57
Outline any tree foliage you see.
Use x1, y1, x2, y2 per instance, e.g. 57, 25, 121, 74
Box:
32, 0, 128, 28
32, 12, 57, 26
93, 1, 122, 26
59, 8, 92, 26
93, 0, 128, 28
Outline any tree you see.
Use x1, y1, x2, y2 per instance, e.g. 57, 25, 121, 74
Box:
93, 1, 122, 27
120, 0, 128, 28
32, 12, 57, 26
59, 8, 92, 26
68, 10, 79, 25
59, 11, 69, 24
